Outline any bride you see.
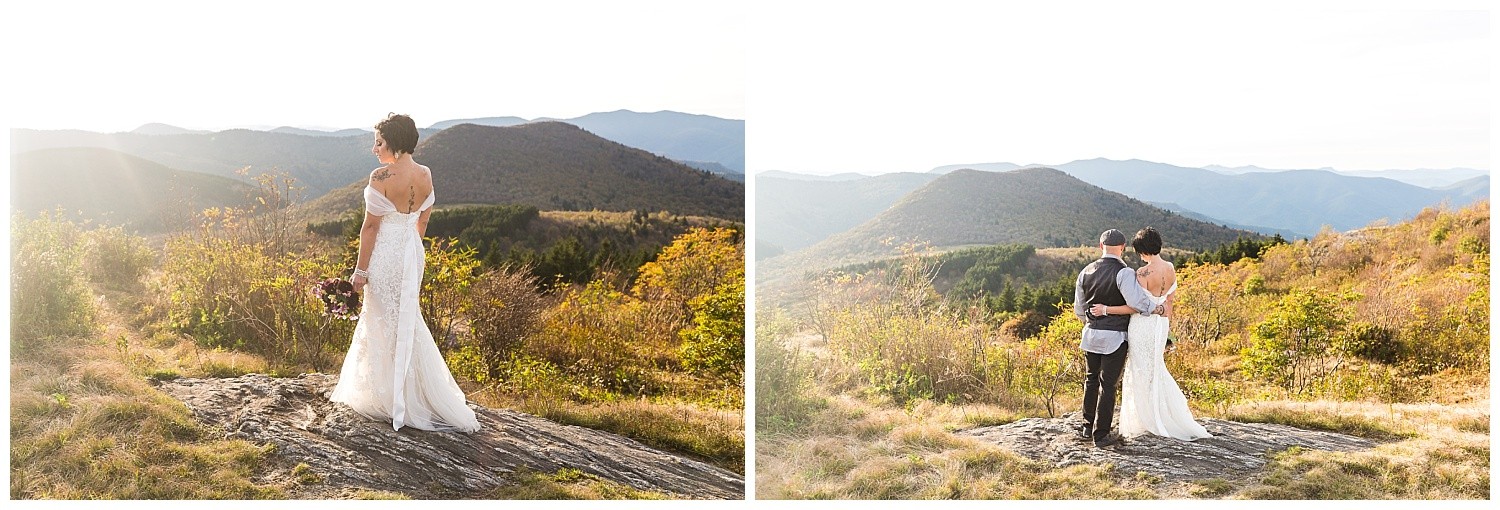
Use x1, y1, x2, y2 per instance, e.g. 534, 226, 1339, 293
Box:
329, 113, 480, 433
1091, 227, 1210, 441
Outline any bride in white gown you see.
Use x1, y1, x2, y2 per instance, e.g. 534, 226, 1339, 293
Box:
329, 113, 480, 433
1092, 227, 1210, 441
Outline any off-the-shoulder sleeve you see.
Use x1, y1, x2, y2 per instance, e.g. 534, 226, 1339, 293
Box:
420, 190, 436, 212
364, 185, 396, 216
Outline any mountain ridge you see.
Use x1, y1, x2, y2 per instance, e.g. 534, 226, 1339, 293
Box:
11, 147, 256, 233
762, 167, 1260, 278
294, 122, 743, 223
14, 110, 745, 194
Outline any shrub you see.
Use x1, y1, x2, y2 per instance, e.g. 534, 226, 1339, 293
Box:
1398, 295, 1488, 374
678, 278, 746, 382
1240, 288, 1351, 395
164, 232, 348, 370
984, 307, 1085, 416
1342, 322, 1400, 364
632, 227, 744, 330
10, 211, 96, 348
81, 224, 156, 288
420, 238, 483, 351
528, 280, 656, 394
1429, 214, 1453, 245
1242, 273, 1266, 295
1172, 261, 1255, 349
161, 202, 351, 371
463, 265, 550, 382
1457, 234, 1486, 255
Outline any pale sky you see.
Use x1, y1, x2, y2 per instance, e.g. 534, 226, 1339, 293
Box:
2, 1, 744, 132
747, 2, 1492, 174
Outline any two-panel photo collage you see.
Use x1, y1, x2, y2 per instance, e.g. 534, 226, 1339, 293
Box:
4, 1, 1493, 505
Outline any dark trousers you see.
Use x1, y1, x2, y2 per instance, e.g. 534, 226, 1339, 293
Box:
1082, 341, 1128, 439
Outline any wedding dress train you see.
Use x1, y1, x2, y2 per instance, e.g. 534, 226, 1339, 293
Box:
1119, 283, 1210, 440
329, 185, 480, 432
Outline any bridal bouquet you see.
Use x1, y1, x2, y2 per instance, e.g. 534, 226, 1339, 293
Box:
314, 277, 361, 321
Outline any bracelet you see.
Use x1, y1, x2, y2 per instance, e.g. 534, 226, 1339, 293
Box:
352, 268, 370, 279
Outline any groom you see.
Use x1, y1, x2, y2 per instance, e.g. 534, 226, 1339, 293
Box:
1073, 229, 1167, 448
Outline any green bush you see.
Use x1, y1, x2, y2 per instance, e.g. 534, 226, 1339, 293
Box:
1342, 322, 1400, 364
420, 238, 483, 350
1429, 215, 1453, 244
161, 207, 350, 371
1457, 234, 1486, 255
678, 278, 745, 381
10, 212, 96, 348
1240, 288, 1351, 395
81, 225, 156, 288
1242, 273, 1266, 295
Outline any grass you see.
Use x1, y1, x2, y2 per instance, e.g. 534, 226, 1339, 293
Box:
758, 379, 1491, 500
1225, 402, 1419, 440
10, 290, 286, 499
1190, 478, 1235, 498
291, 463, 323, 485
756, 392, 1157, 499
487, 468, 671, 500
1221, 399, 1491, 499
350, 489, 411, 500
472, 388, 745, 474
1241, 438, 1490, 499
536, 401, 744, 473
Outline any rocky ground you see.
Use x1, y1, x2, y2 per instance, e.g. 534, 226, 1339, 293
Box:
959, 412, 1378, 481
156, 373, 743, 499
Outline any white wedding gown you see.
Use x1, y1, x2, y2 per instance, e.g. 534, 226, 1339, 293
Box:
1119, 282, 1211, 440
330, 185, 480, 432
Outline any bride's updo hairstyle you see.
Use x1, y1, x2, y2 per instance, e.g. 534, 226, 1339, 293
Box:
375, 113, 419, 156
1132, 227, 1162, 256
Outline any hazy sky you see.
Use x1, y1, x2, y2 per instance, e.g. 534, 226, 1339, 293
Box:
2, 1, 744, 132
748, 2, 1491, 174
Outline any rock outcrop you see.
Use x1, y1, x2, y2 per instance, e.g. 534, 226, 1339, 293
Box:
157, 373, 743, 499
959, 412, 1378, 480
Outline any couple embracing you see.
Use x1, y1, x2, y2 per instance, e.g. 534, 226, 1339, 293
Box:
1074, 227, 1211, 448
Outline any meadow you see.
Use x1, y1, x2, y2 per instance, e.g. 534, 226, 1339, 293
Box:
755, 201, 1489, 499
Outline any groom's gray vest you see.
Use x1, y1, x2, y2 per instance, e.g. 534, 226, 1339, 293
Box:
1081, 256, 1130, 332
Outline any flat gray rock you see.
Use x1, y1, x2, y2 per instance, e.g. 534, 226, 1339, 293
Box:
157, 373, 743, 499
959, 412, 1377, 480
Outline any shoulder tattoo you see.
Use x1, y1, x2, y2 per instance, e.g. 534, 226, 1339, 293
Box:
373, 168, 393, 181
1139, 267, 1153, 277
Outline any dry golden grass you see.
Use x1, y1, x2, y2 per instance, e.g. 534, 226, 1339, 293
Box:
1217, 398, 1489, 497
469, 387, 746, 474
487, 468, 671, 499
10, 290, 286, 499
756, 391, 1157, 499
757, 382, 1490, 500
